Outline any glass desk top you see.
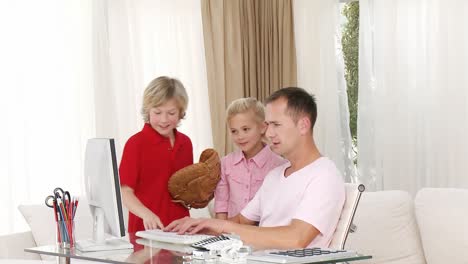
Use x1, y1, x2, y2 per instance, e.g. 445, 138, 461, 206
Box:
24, 234, 372, 264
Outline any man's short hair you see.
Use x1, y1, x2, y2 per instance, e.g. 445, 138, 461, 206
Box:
265, 87, 317, 129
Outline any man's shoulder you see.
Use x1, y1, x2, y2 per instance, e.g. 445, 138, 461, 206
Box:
303, 157, 344, 184
306, 157, 340, 173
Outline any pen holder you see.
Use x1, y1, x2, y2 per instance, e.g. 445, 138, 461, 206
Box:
56, 219, 75, 248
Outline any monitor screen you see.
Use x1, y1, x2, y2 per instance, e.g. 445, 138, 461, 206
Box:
77, 138, 132, 252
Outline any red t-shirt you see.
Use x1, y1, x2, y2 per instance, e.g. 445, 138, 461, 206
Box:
119, 123, 193, 232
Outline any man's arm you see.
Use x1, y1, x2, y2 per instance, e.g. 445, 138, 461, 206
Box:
228, 214, 257, 225
223, 218, 319, 250
165, 217, 319, 250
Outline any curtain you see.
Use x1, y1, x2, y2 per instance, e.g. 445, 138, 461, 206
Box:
358, 0, 468, 194
201, 0, 297, 156
95, 0, 213, 158
293, 0, 357, 182
0, 0, 95, 235
0, 0, 212, 235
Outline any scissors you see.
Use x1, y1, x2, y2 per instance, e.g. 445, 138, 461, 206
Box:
45, 188, 72, 220
52, 187, 71, 204
44, 195, 57, 208
45, 194, 60, 222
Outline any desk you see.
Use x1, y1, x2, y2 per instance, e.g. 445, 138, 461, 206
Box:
24, 234, 372, 264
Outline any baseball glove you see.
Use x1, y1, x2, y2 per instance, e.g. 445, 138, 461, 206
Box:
168, 148, 221, 209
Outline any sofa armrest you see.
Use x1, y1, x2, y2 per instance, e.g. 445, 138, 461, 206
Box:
0, 231, 40, 260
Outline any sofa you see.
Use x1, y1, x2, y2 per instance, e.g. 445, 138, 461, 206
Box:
345, 188, 468, 264
1, 188, 467, 264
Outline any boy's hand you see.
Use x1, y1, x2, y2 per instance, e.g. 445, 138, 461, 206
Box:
142, 212, 164, 230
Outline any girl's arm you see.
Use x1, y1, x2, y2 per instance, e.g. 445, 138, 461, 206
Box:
121, 186, 164, 230
216, 213, 228, 220
214, 159, 230, 218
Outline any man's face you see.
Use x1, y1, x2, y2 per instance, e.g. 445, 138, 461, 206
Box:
265, 98, 301, 158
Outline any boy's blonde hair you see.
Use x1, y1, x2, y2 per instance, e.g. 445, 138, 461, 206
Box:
141, 76, 188, 122
226, 97, 265, 124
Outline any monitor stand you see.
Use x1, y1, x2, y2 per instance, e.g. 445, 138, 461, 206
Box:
75, 208, 133, 252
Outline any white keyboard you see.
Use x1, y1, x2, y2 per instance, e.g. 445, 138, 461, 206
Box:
135, 238, 194, 253
246, 248, 359, 263
75, 238, 133, 252
135, 229, 213, 245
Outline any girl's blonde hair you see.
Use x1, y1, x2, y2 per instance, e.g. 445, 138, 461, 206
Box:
141, 76, 188, 122
226, 97, 265, 124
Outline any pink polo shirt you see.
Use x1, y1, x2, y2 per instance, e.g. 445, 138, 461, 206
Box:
214, 145, 286, 217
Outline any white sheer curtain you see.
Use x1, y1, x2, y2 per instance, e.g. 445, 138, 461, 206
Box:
0, 0, 95, 235
293, 0, 356, 182
0, 0, 212, 235
93, 0, 213, 158
358, 0, 468, 194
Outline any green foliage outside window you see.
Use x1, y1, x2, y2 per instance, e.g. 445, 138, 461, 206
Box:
342, 2, 359, 143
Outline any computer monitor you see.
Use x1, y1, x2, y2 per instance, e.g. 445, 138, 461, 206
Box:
76, 138, 133, 252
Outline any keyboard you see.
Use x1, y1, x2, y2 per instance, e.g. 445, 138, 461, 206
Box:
135, 238, 194, 253
75, 238, 133, 252
246, 248, 359, 263
135, 229, 213, 245
191, 234, 242, 251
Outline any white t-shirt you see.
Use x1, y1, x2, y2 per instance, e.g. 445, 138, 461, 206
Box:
241, 157, 345, 248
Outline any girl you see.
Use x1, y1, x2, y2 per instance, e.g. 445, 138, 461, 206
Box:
119, 76, 193, 232
214, 98, 286, 219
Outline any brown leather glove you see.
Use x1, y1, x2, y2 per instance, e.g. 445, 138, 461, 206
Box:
168, 148, 221, 209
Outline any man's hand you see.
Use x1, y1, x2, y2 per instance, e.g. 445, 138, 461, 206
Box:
142, 211, 164, 230
164, 217, 226, 235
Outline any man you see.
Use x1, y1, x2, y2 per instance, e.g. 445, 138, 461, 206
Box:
164, 87, 345, 249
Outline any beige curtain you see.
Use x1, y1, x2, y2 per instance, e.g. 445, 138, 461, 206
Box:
201, 0, 297, 155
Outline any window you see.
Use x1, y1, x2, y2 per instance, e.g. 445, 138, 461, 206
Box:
341, 1, 359, 159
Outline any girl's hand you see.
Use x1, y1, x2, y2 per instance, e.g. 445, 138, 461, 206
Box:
142, 211, 164, 230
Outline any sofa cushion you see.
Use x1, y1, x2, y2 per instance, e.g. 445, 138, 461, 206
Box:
345, 190, 426, 264
415, 188, 468, 264
18, 198, 93, 259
